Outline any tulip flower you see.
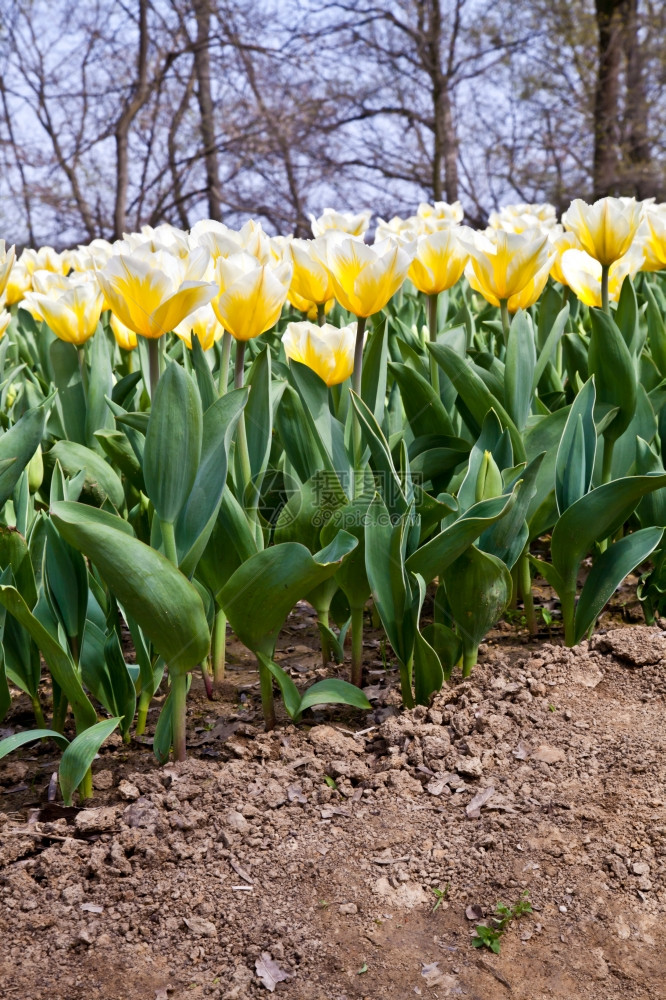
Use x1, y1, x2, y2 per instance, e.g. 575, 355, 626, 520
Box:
463, 230, 553, 339
282, 321, 356, 386
637, 207, 666, 272
20, 245, 68, 275
287, 238, 336, 322
192, 219, 273, 264
97, 249, 215, 395
409, 228, 470, 296
560, 246, 644, 309
310, 208, 371, 238
374, 215, 419, 243
562, 197, 643, 267
325, 237, 413, 321
0, 310, 11, 339
488, 203, 558, 235
97, 250, 214, 342
548, 229, 581, 287
109, 313, 138, 351
409, 228, 470, 394
212, 252, 292, 346
27, 281, 104, 347
0, 242, 15, 299
175, 303, 224, 351
417, 201, 464, 230
562, 197, 643, 312
4, 262, 31, 305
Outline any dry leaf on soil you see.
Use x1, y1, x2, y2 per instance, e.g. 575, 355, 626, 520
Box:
255, 952, 290, 991
466, 786, 495, 818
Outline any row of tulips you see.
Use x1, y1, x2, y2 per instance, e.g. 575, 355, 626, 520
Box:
0, 195, 666, 803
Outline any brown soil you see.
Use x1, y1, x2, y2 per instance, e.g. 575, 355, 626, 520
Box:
1, 615, 666, 1000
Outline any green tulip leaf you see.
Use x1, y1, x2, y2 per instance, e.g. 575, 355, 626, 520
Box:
406, 489, 518, 583
0, 583, 97, 732
588, 308, 637, 445
144, 361, 202, 524
59, 716, 121, 806
574, 527, 664, 644
51, 501, 210, 675
0, 728, 69, 760
298, 678, 371, 715
219, 533, 358, 656
555, 377, 596, 514
46, 440, 125, 509
505, 310, 536, 431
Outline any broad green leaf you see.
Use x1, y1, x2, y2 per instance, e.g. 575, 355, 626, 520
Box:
153, 692, 173, 764
0, 402, 48, 508
421, 623, 462, 682
361, 319, 389, 423
350, 393, 406, 515
95, 430, 144, 492
197, 487, 259, 600
412, 573, 444, 703
646, 283, 666, 378
274, 469, 347, 552
276, 385, 328, 482
46, 441, 125, 509
635, 437, 666, 527
533, 301, 569, 390
175, 388, 247, 574
190, 333, 217, 411
556, 377, 596, 514
505, 310, 536, 431
552, 474, 666, 588
364, 496, 413, 666
573, 527, 663, 643
389, 362, 455, 437
219, 532, 358, 656
298, 678, 371, 715
480, 453, 545, 569
85, 325, 114, 448
43, 517, 87, 644
588, 308, 637, 445
59, 717, 121, 806
0, 584, 97, 732
259, 652, 301, 719
144, 361, 202, 524
51, 502, 210, 675
443, 546, 512, 665
428, 344, 526, 461
0, 728, 69, 760
406, 490, 518, 583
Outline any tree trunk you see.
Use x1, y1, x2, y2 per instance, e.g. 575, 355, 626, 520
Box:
193, 0, 222, 220
114, 0, 149, 239
593, 0, 624, 199
621, 0, 655, 199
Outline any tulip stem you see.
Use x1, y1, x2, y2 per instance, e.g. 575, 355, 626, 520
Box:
160, 518, 178, 567
219, 331, 232, 395
316, 303, 326, 327
212, 609, 227, 685
258, 656, 276, 732
518, 550, 537, 635
601, 265, 610, 314
427, 294, 440, 396
499, 299, 510, 347
350, 605, 364, 687
148, 336, 162, 398
234, 340, 255, 521
171, 672, 187, 762
601, 437, 615, 485
77, 346, 89, 398
351, 316, 366, 497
